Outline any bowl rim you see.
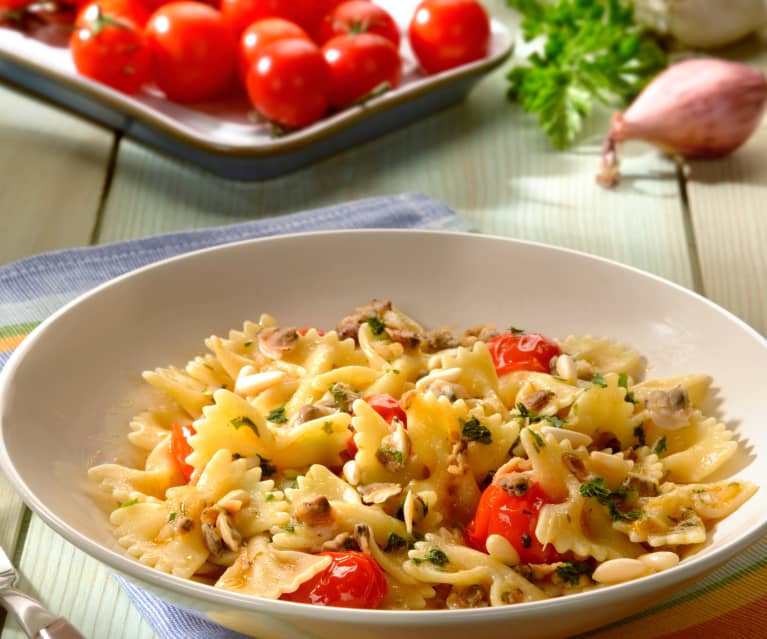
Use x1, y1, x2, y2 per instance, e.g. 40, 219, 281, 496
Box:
2, 228, 766, 622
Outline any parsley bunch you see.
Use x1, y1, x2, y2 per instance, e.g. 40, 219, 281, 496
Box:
506, 0, 667, 149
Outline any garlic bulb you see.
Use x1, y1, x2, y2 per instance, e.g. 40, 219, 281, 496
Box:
635, 0, 767, 49
597, 58, 767, 188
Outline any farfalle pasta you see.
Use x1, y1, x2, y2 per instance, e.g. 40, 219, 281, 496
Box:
89, 300, 757, 609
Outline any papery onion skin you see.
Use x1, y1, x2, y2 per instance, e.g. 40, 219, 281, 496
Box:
598, 58, 767, 188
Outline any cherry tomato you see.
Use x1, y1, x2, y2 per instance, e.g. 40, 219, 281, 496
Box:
364, 393, 407, 426
485, 332, 560, 376
70, 7, 151, 94
408, 0, 490, 74
75, 0, 149, 27
322, 32, 400, 108
317, 0, 399, 47
170, 423, 196, 483
238, 18, 310, 85
281, 551, 387, 608
465, 482, 561, 564
146, 2, 236, 103
221, 0, 340, 38
246, 38, 331, 128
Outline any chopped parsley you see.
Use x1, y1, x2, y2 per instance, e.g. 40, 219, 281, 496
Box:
654, 436, 667, 457
461, 416, 493, 444
266, 405, 288, 424
633, 423, 646, 447
556, 561, 592, 585
231, 415, 259, 435
120, 498, 138, 508
618, 373, 637, 404
265, 493, 276, 502
591, 373, 608, 388
384, 532, 408, 552
512, 402, 565, 428
329, 383, 348, 408
244, 340, 253, 347
280, 524, 296, 533
377, 445, 404, 468
167, 512, 177, 523
367, 316, 386, 336
527, 428, 546, 452
509, 326, 525, 335
257, 455, 277, 478
579, 477, 641, 522
322, 420, 334, 434
414, 547, 449, 567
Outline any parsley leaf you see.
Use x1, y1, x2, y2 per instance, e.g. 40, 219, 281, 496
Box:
506, 0, 667, 149
654, 435, 667, 457
231, 415, 259, 435
512, 402, 565, 428
461, 416, 493, 444
556, 561, 592, 585
425, 547, 449, 567
266, 405, 288, 424
591, 373, 608, 388
580, 477, 642, 522
367, 316, 386, 336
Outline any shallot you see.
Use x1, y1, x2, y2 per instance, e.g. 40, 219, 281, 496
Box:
635, 0, 767, 50
597, 58, 767, 188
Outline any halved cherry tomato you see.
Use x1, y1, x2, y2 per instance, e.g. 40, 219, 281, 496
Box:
322, 32, 401, 109
364, 393, 406, 426
281, 551, 387, 608
408, 0, 490, 74
316, 0, 399, 47
465, 482, 561, 564
485, 332, 560, 376
170, 423, 196, 482
246, 38, 331, 128
238, 18, 311, 86
70, 7, 151, 94
297, 327, 326, 336
146, 2, 236, 103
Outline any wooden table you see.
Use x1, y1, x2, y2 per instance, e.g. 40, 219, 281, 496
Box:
1, 2, 766, 637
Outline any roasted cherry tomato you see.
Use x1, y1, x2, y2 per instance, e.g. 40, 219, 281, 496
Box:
322, 32, 401, 108
281, 551, 387, 608
70, 6, 151, 94
485, 332, 560, 376
408, 0, 490, 74
246, 38, 331, 128
238, 18, 311, 85
170, 423, 196, 483
364, 393, 407, 426
317, 0, 399, 47
146, 2, 236, 103
465, 482, 561, 564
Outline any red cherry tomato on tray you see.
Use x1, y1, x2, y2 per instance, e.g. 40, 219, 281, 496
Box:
317, 0, 399, 47
146, 2, 236, 103
408, 0, 490, 74
238, 18, 311, 85
281, 551, 387, 608
170, 423, 196, 483
322, 32, 401, 108
246, 38, 331, 129
76, 0, 150, 27
485, 332, 560, 376
70, 7, 151, 94
465, 482, 561, 564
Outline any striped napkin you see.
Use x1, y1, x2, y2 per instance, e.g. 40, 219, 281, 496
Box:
1, 193, 765, 639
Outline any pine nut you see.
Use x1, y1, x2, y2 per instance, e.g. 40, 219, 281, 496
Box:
485, 534, 520, 565
638, 551, 680, 572
342, 460, 359, 486
592, 558, 649, 584
403, 491, 415, 534
540, 426, 592, 448
555, 354, 577, 382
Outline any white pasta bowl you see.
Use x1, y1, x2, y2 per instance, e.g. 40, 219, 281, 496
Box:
1, 230, 766, 639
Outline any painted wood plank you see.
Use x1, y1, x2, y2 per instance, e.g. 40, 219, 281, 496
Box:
98, 1, 694, 290
1, 515, 155, 639
0, 83, 114, 636
0, 83, 114, 265
685, 36, 767, 336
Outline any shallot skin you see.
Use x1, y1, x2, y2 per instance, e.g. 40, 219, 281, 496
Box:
598, 58, 767, 187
